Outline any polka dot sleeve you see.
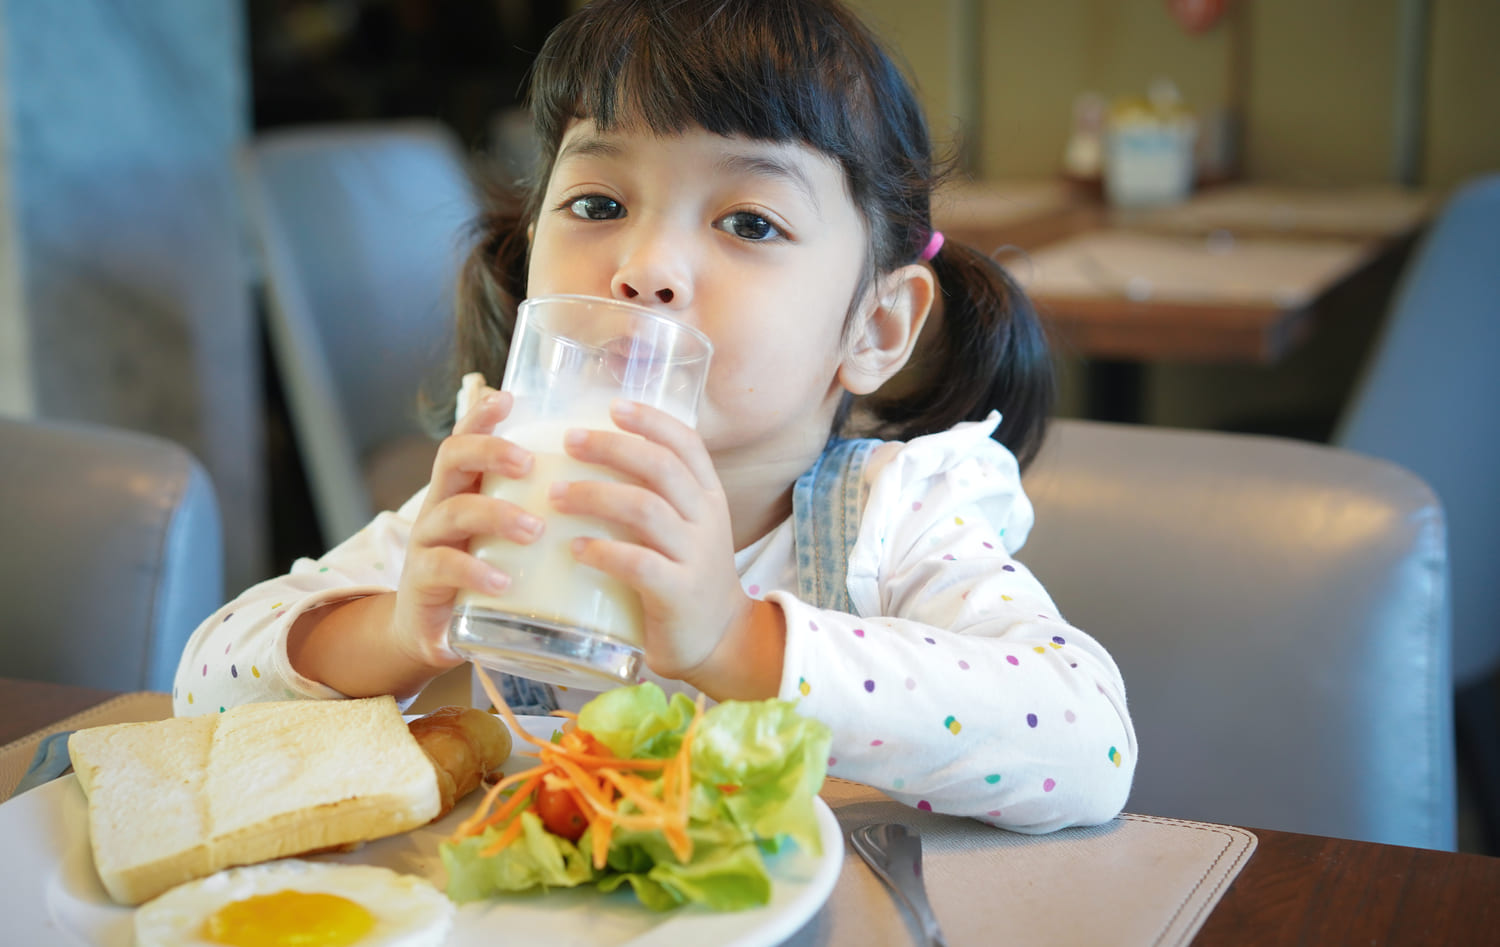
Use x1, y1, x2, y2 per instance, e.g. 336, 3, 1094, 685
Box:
171, 492, 427, 716
775, 420, 1137, 832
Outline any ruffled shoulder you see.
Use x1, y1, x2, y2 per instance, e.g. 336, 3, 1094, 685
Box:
847, 412, 1035, 612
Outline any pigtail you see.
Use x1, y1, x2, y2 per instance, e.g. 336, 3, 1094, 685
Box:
421, 175, 531, 435
865, 240, 1055, 470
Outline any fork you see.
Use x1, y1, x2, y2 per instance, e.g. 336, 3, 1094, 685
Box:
850, 822, 949, 947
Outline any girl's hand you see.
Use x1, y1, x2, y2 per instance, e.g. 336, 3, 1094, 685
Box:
388, 388, 541, 674
551, 400, 779, 695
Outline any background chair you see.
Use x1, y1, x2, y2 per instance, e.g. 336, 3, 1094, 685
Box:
1020, 419, 1454, 850
240, 120, 480, 548
0, 417, 223, 693
1332, 172, 1500, 850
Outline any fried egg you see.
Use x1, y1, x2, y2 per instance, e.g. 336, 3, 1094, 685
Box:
132, 860, 455, 947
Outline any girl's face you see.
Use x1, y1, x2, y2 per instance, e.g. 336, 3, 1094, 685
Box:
526, 121, 871, 460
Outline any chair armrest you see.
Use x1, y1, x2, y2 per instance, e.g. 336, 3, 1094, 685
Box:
1020, 419, 1454, 849
0, 418, 223, 693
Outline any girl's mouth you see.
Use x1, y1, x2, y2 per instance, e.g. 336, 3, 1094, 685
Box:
603, 335, 669, 390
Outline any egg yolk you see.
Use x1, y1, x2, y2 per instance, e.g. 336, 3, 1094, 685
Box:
201, 890, 376, 947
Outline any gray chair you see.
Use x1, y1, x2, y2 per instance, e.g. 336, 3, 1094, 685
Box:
240, 120, 479, 546
1332, 172, 1500, 849
1021, 419, 1454, 850
0, 417, 223, 692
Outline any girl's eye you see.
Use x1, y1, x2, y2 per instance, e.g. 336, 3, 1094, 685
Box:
717, 210, 781, 241
567, 195, 624, 220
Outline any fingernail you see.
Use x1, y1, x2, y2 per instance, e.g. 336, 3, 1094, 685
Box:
482, 391, 505, 408
504, 444, 532, 469
515, 513, 542, 537
547, 481, 567, 501
611, 399, 636, 417
485, 569, 509, 593
563, 428, 586, 447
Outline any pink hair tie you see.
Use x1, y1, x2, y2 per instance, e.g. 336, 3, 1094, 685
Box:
920, 230, 945, 262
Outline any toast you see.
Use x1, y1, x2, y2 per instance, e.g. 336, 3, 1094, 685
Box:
68, 696, 442, 905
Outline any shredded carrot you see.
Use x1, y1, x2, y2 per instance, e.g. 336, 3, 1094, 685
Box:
454, 668, 707, 869
450, 765, 543, 840
456, 770, 546, 839
478, 813, 527, 856
592, 811, 613, 867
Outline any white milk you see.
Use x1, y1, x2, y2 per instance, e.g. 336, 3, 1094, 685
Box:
456, 413, 645, 648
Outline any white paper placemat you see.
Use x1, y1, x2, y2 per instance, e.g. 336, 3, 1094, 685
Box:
783, 777, 1257, 947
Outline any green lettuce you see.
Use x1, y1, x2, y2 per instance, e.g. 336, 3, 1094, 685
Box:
440, 811, 594, 902
439, 683, 831, 911
576, 683, 698, 759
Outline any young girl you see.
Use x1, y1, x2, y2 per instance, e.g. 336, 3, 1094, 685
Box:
178, 0, 1135, 833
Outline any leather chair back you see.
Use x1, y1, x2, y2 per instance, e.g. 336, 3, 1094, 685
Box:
240, 120, 477, 545
1020, 419, 1455, 849
0, 417, 223, 692
1334, 173, 1500, 688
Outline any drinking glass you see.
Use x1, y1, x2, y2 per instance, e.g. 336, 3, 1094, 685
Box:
447, 295, 713, 689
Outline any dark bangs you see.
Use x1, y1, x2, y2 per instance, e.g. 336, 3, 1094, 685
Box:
525, 0, 935, 268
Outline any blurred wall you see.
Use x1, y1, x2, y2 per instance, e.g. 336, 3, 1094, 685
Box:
0, 0, 265, 591
857, 0, 1499, 193
1425, 0, 1500, 189
846, 0, 980, 169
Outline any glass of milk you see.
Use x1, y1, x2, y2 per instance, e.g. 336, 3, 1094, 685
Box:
447, 295, 713, 689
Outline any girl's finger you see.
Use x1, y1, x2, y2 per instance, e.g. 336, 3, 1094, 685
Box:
570, 535, 674, 599
551, 479, 693, 561
412, 491, 544, 550
405, 543, 511, 600
608, 400, 720, 490
562, 429, 705, 522
425, 430, 532, 506
454, 387, 509, 434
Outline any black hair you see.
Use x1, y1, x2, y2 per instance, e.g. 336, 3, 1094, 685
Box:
449, 0, 1054, 467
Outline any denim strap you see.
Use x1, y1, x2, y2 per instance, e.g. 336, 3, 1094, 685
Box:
792, 438, 880, 614
499, 673, 558, 715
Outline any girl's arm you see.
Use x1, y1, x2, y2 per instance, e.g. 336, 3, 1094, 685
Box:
772, 422, 1137, 832
172, 503, 418, 715
283, 590, 426, 698
177, 389, 531, 714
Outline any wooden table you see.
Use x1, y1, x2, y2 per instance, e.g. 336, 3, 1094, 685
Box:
933, 181, 1433, 420
1191, 825, 1500, 945
4, 677, 1498, 945
0, 677, 118, 746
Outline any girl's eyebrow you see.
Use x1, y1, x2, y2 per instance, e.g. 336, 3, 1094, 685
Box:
556, 134, 624, 163
556, 134, 822, 215
716, 152, 821, 214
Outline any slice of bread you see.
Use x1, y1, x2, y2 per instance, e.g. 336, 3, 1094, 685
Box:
67, 696, 441, 905
69, 714, 217, 903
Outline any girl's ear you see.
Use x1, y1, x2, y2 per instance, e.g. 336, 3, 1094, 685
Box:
838, 263, 936, 396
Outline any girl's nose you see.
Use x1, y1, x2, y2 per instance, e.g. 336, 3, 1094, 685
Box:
617, 281, 678, 304
611, 237, 692, 308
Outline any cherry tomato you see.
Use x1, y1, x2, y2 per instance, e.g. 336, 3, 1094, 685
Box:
534, 784, 588, 841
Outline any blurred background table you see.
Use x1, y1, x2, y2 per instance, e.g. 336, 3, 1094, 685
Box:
1123, 184, 1434, 240
934, 181, 1434, 421
1016, 229, 1378, 363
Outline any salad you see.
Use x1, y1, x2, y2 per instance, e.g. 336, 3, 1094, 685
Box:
440, 677, 831, 912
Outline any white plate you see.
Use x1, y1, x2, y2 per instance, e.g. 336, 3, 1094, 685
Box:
0, 715, 842, 946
